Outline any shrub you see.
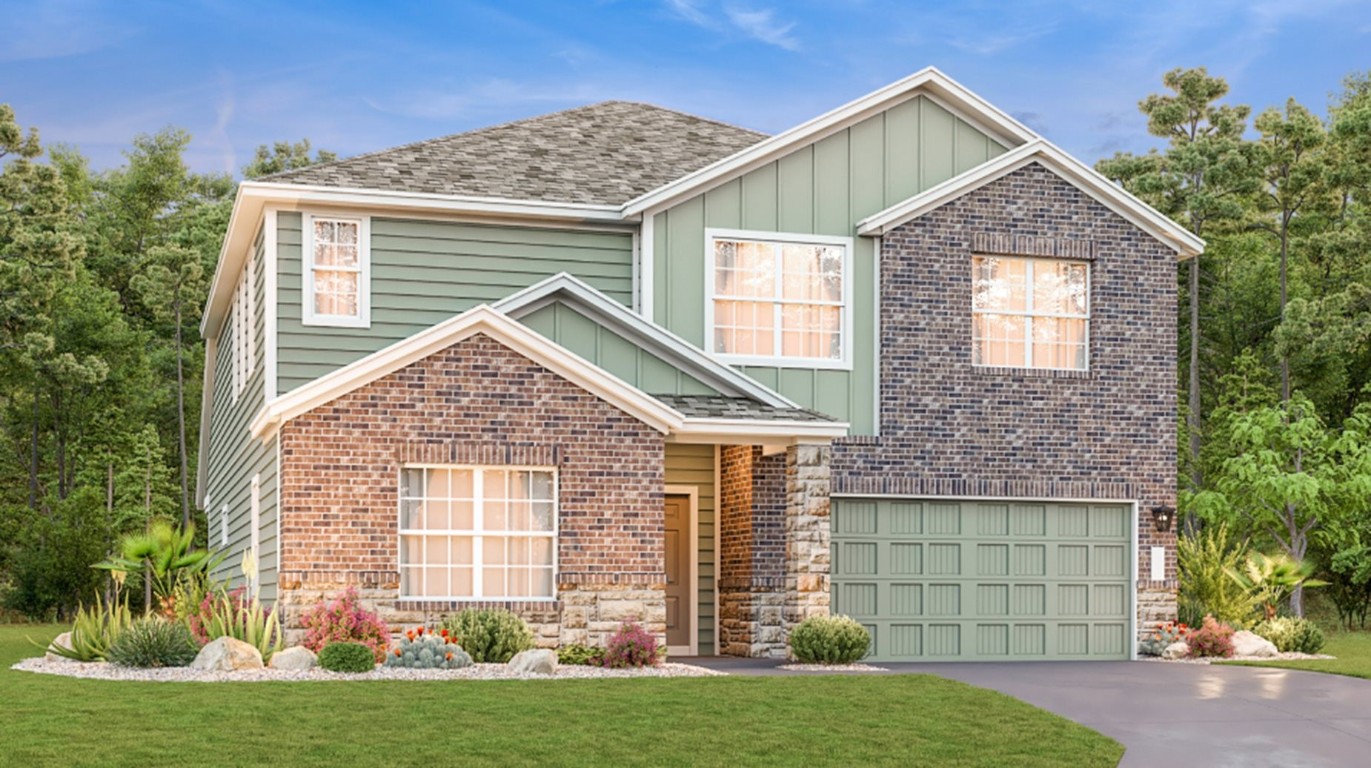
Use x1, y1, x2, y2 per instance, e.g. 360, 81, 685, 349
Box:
318, 641, 377, 673
41, 592, 134, 662
1177, 523, 1260, 627
442, 608, 533, 663
597, 622, 662, 668
1252, 616, 1326, 654
198, 587, 285, 662
1138, 620, 1191, 657
557, 643, 603, 666
790, 615, 872, 664
1187, 614, 1236, 658
385, 627, 472, 669
107, 617, 199, 668
301, 587, 390, 664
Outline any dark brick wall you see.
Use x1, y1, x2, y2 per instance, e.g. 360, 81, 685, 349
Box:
833, 161, 1179, 582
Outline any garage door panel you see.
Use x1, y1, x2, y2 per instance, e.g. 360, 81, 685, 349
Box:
832, 498, 1132, 662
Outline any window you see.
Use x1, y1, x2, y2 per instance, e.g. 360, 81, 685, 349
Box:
220, 505, 229, 548
399, 466, 556, 600
231, 255, 257, 400
708, 231, 850, 367
972, 255, 1089, 370
303, 214, 370, 327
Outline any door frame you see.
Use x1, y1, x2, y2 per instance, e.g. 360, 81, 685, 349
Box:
664, 485, 699, 657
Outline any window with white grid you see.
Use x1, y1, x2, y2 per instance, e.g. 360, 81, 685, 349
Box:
708, 231, 850, 368
399, 466, 556, 600
304, 214, 369, 327
972, 255, 1090, 371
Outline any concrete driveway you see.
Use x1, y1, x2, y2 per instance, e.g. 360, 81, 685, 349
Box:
688, 658, 1371, 767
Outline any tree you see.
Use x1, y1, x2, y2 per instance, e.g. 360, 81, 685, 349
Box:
242, 139, 336, 179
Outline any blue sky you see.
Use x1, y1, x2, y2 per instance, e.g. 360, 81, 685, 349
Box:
5, 0, 1369, 176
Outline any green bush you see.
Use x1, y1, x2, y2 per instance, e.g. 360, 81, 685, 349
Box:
1178, 523, 1260, 627
384, 629, 472, 669
106, 617, 198, 668
441, 608, 533, 663
789, 615, 871, 664
318, 641, 377, 673
1252, 616, 1326, 654
557, 643, 603, 666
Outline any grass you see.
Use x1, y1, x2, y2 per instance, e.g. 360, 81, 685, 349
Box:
1231, 630, 1371, 680
1, 624, 1122, 767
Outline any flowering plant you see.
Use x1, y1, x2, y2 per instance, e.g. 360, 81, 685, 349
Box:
386, 626, 472, 669
596, 621, 662, 668
1187, 614, 1236, 658
1139, 620, 1190, 656
301, 587, 390, 664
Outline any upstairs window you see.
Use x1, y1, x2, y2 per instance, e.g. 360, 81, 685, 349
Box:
303, 214, 370, 328
708, 231, 851, 368
972, 255, 1089, 371
231, 263, 252, 400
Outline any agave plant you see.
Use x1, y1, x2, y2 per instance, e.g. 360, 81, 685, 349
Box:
1227, 552, 1327, 620
200, 551, 285, 661
95, 520, 220, 614
37, 591, 134, 662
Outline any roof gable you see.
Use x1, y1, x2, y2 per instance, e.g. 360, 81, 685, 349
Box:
855, 140, 1205, 258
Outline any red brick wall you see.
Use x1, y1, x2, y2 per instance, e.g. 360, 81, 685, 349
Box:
277, 332, 666, 595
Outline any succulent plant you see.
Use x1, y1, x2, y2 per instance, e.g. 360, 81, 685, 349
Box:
384, 627, 472, 669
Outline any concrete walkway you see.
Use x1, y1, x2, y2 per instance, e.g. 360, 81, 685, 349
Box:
684, 657, 1371, 767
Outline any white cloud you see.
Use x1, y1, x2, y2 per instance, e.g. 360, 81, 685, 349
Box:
0, 0, 137, 62
723, 5, 800, 50
664, 0, 711, 26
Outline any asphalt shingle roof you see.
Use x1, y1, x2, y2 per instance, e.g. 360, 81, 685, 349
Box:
652, 395, 839, 423
262, 101, 767, 206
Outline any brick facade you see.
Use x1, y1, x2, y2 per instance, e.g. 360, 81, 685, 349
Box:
832, 161, 1180, 639
275, 332, 667, 646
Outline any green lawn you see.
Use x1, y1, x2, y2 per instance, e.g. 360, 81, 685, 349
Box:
0, 625, 1122, 767
1231, 630, 1371, 680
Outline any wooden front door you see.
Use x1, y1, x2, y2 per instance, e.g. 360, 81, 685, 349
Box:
664, 494, 691, 649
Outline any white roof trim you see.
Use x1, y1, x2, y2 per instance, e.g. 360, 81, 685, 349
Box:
855, 140, 1205, 258
248, 304, 684, 439
621, 66, 1037, 216
492, 272, 798, 408
675, 417, 849, 441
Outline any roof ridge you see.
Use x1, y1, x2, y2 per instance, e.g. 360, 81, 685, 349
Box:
259, 100, 766, 184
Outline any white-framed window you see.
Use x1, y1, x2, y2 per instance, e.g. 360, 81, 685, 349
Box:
972, 255, 1090, 371
230, 255, 257, 400
706, 229, 852, 369
399, 466, 557, 601
220, 504, 229, 547
302, 213, 370, 328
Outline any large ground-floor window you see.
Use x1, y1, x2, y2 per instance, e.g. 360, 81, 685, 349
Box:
399, 466, 556, 600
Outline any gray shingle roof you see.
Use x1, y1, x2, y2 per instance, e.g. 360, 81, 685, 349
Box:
262, 101, 767, 206
652, 395, 839, 423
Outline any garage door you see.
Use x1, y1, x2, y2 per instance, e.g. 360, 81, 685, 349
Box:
831, 498, 1133, 661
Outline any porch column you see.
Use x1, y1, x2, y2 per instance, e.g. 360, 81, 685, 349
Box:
784, 442, 832, 639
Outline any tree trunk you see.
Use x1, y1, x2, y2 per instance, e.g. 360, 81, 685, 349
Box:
28, 394, 39, 510
175, 301, 190, 528
1279, 217, 1291, 401
1187, 253, 1203, 522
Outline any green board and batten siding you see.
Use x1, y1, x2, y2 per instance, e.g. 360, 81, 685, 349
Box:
275, 214, 636, 395
665, 444, 718, 654
206, 226, 279, 601
651, 95, 1008, 433
832, 499, 1132, 661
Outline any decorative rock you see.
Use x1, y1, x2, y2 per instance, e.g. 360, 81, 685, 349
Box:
268, 646, 318, 671
45, 632, 74, 661
507, 649, 557, 675
191, 637, 264, 671
1232, 630, 1279, 658
1161, 641, 1189, 660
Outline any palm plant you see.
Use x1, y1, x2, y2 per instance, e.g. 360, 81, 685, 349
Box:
95, 521, 220, 615
1227, 551, 1326, 620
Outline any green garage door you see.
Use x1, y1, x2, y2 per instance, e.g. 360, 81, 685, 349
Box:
831, 498, 1133, 661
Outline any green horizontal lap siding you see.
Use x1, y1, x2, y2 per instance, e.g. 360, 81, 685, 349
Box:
832, 499, 1131, 662
652, 95, 1007, 434
276, 214, 635, 394
665, 443, 717, 654
205, 225, 279, 602
519, 301, 723, 396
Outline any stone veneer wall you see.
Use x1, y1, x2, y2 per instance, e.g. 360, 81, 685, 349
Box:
831, 162, 1180, 643
275, 332, 666, 647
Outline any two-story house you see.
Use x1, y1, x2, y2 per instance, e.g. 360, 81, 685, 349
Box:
198, 68, 1197, 661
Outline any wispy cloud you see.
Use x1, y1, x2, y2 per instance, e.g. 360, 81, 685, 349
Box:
665, 0, 711, 26
0, 0, 137, 62
664, 0, 800, 50
948, 23, 1056, 56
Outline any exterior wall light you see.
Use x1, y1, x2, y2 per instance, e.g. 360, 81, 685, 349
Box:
1150, 505, 1175, 533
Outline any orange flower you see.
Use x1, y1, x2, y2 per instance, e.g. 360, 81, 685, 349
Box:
440, 629, 449, 638
445, 652, 453, 661
394, 648, 402, 657
417, 626, 425, 636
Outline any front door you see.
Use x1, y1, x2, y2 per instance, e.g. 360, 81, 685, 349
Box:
664, 494, 691, 649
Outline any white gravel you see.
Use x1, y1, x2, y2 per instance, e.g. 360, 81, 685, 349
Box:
11, 655, 725, 683
1140, 651, 1335, 664
777, 663, 890, 672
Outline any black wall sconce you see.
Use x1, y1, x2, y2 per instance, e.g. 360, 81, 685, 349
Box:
1150, 505, 1175, 533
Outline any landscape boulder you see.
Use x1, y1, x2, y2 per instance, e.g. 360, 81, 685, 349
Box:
1161, 641, 1190, 660
45, 632, 74, 661
268, 646, 318, 671
1232, 630, 1279, 658
507, 648, 558, 675
191, 637, 264, 671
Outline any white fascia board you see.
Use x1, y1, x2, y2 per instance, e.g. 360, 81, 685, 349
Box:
249, 305, 683, 440
672, 417, 850, 442
493, 272, 799, 408
621, 67, 1038, 217
856, 140, 1205, 259
194, 336, 217, 508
